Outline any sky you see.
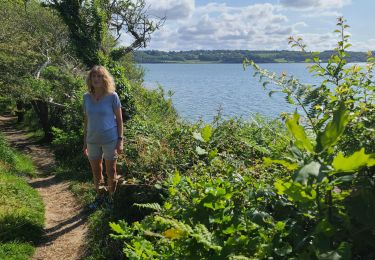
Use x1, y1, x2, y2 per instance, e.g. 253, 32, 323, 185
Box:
124, 0, 375, 51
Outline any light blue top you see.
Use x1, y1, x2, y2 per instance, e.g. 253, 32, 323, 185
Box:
83, 92, 122, 144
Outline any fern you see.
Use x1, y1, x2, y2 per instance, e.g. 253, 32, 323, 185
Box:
154, 215, 193, 233
191, 224, 222, 252
133, 202, 162, 212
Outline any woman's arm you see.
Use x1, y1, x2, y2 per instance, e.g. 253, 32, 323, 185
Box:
114, 107, 123, 154
83, 114, 88, 156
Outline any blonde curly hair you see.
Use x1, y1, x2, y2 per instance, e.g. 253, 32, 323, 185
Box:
86, 65, 115, 94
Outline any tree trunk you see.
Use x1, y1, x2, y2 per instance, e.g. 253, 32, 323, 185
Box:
31, 100, 53, 142
15, 101, 25, 123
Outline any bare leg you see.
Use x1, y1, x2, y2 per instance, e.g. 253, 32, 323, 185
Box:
105, 159, 117, 198
89, 159, 104, 194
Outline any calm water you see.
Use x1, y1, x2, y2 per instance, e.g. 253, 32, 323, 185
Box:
141, 63, 321, 122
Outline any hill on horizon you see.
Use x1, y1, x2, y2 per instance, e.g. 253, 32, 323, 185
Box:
134, 49, 371, 63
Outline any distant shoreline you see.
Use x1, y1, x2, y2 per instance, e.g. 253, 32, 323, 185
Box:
134, 50, 371, 64
137, 60, 307, 64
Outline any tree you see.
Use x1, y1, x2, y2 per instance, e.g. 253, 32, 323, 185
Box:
0, 0, 77, 140
43, 0, 165, 67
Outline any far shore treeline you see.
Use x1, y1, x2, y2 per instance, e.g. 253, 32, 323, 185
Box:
135, 49, 371, 63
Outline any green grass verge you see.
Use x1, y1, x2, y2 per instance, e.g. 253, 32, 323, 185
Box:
0, 242, 34, 260
0, 134, 36, 178
0, 172, 44, 244
0, 133, 44, 259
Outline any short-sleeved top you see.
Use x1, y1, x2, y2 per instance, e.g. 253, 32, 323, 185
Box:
83, 92, 121, 144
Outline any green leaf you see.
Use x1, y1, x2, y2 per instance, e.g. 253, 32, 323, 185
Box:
208, 148, 218, 161
193, 132, 205, 142
172, 170, 181, 185
154, 183, 162, 189
275, 221, 286, 231
196, 146, 208, 155
274, 242, 292, 256
319, 242, 351, 260
316, 103, 350, 153
274, 180, 317, 203
293, 161, 321, 185
286, 112, 314, 153
332, 148, 375, 172
109, 222, 125, 235
191, 224, 222, 252
263, 157, 298, 171
268, 90, 278, 97
201, 124, 213, 142
164, 202, 172, 210
315, 219, 334, 236
222, 225, 236, 235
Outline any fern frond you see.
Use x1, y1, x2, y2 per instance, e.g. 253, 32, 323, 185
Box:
133, 202, 162, 212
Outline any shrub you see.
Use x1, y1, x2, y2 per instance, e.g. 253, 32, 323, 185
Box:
110, 18, 375, 259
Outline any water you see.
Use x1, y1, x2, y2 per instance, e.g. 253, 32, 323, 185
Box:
140, 63, 321, 122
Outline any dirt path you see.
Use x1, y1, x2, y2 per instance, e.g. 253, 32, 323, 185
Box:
0, 115, 88, 260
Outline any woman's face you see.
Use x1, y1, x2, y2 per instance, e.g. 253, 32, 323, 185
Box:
91, 72, 105, 88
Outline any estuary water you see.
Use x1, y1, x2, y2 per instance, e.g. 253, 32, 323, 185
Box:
140, 63, 321, 122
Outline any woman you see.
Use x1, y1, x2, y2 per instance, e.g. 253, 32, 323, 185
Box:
83, 65, 123, 208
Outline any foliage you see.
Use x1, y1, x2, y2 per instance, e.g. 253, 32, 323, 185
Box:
246, 17, 375, 258
45, 0, 164, 67
134, 49, 370, 64
85, 209, 125, 260
123, 94, 287, 183
110, 18, 375, 259
245, 17, 375, 154
0, 0, 72, 101
0, 242, 34, 260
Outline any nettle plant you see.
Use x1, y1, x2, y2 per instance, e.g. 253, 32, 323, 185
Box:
245, 17, 375, 257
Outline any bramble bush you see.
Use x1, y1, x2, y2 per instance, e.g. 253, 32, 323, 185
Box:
110, 18, 374, 259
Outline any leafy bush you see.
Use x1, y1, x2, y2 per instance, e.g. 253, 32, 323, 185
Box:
110, 18, 375, 259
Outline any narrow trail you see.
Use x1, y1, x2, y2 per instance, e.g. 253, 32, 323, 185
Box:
0, 115, 88, 260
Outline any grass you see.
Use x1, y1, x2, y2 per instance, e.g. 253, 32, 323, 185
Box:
0, 171, 44, 246
0, 242, 34, 260
0, 133, 44, 259
0, 135, 36, 178
24, 129, 44, 141
12, 153, 37, 177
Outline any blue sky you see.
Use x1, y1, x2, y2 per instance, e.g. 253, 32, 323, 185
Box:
129, 0, 375, 51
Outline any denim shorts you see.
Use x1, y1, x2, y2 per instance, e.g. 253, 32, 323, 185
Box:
87, 139, 118, 161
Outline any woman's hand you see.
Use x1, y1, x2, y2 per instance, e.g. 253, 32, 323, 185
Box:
116, 140, 124, 154
83, 143, 88, 157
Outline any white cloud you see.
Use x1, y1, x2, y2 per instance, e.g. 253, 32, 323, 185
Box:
146, 3, 300, 50
304, 10, 342, 17
280, 0, 351, 10
146, 0, 195, 20
296, 33, 337, 51
351, 38, 375, 51
129, 1, 369, 51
